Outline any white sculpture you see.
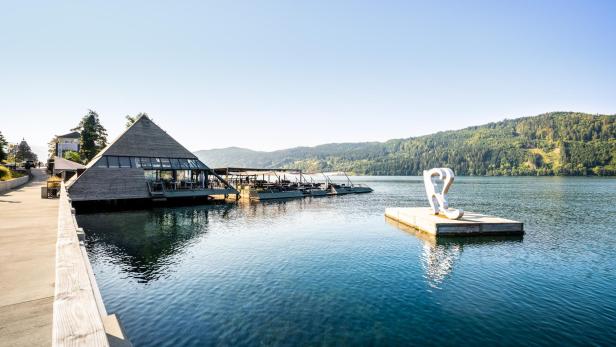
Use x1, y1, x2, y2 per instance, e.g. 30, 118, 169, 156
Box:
423, 168, 464, 220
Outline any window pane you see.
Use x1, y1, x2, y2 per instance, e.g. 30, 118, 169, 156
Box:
144, 170, 156, 181
151, 157, 162, 168
107, 156, 119, 168
140, 157, 152, 169
95, 157, 108, 168
188, 159, 198, 168
161, 158, 171, 169
132, 157, 141, 168
176, 170, 188, 180
119, 156, 131, 168
170, 158, 181, 169
196, 160, 207, 169
179, 159, 190, 169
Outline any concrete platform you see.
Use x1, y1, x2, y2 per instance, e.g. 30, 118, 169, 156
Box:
385, 207, 524, 236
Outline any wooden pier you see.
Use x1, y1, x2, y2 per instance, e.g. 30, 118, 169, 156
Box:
0, 169, 131, 346
385, 207, 524, 236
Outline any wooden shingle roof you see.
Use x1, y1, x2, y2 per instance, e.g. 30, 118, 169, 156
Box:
68, 115, 203, 201
97, 115, 197, 159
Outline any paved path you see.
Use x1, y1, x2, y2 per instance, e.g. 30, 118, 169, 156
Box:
0, 168, 58, 346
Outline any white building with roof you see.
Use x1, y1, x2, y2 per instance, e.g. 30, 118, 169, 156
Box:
55, 131, 80, 157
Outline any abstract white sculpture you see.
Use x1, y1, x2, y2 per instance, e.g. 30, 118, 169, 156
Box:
423, 168, 464, 220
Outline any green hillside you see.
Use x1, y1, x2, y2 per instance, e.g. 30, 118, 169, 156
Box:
195, 112, 616, 176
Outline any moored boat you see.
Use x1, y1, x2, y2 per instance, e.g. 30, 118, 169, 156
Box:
322, 172, 373, 195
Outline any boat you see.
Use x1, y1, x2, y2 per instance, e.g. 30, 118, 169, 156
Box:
322, 172, 373, 195
214, 168, 314, 201
212, 168, 372, 201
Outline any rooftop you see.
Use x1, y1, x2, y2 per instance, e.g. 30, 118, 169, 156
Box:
56, 131, 80, 139
94, 115, 196, 160
52, 156, 86, 172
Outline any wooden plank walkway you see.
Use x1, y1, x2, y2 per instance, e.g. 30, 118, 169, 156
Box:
0, 168, 58, 347
0, 168, 131, 347
53, 181, 110, 347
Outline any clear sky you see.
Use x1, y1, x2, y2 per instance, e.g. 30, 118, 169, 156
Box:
1, 0, 615, 159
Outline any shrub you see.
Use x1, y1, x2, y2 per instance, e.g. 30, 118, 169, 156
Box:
0, 166, 26, 181
11, 170, 25, 178
0, 165, 12, 181
63, 150, 82, 163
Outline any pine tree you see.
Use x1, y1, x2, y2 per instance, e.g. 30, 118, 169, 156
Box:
0, 131, 7, 162
72, 110, 108, 163
16, 139, 37, 162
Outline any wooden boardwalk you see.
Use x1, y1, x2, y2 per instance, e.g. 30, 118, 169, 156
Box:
0, 168, 131, 347
0, 169, 58, 346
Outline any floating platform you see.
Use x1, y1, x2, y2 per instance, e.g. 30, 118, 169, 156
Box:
385, 207, 524, 236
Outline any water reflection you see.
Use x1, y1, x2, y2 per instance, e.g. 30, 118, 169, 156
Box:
421, 241, 461, 288
79, 199, 329, 283
79, 205, 234, 282
386, 218, 523, 288
239, 196, 331, 216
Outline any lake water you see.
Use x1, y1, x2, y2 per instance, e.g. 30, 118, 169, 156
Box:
78, 176, 616, 346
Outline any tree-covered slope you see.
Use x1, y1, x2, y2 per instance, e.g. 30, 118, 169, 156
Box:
195, 112, 616, 176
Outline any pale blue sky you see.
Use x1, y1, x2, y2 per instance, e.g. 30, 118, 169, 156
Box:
1, 0, 615, 159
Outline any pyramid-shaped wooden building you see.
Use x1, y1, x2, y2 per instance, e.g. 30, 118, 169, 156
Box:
68, 115, 237, 207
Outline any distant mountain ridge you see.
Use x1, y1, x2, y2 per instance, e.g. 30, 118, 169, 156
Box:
195, 112, 616, 176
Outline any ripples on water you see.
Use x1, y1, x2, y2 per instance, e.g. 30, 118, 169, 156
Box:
78, 176, 616, 346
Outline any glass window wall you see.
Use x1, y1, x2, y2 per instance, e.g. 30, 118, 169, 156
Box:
151, 158, 162, 168
97, 156, 208, 170
140, 157, 152, 169
107, 156, 119, 168
95, 157, 107, 167
161, 158, 171, 169
119, 156, 131, 168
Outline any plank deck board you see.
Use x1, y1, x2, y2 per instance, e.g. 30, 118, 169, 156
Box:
53, 183, 109, 347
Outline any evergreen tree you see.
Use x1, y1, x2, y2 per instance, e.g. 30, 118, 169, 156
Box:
15, 139, 37, 162
0, 131, 7, 162
72, 110, 108, 163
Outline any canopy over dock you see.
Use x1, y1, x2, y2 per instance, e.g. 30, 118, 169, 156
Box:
213, 167, 302, 175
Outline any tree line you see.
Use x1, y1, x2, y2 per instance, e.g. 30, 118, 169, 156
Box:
278, 112, 616, 176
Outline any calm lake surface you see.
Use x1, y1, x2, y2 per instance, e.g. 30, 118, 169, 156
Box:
78, 176, 616, 346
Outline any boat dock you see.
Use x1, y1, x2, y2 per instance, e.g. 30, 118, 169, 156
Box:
385, 207, 524, 236
214, 167, 373, 201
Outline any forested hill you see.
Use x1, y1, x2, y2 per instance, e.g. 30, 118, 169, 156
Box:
195, 112, 616, 176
